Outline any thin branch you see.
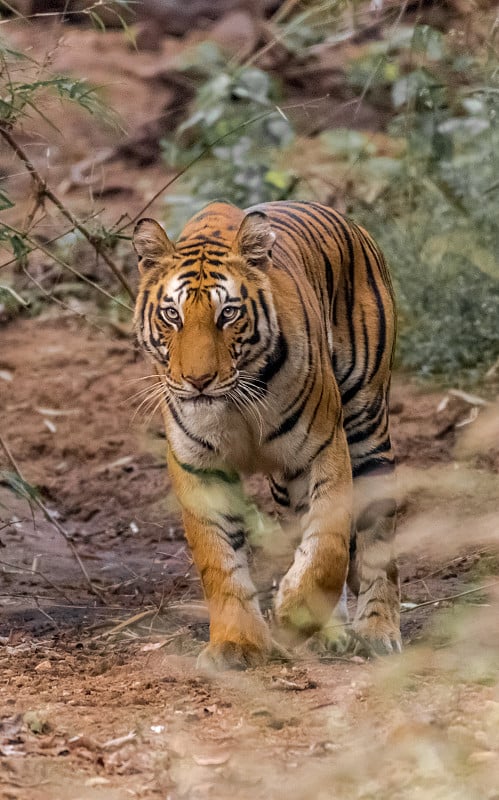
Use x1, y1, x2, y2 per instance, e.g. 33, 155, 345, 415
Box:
401, 581, 499, 613
120, 108, 284, 231
0, 124, 134, 300
0, 283, 29, 306
21, 265, 131, 344
1, 220, 132, 312
0, 557, 73, 603
0, 209, 104, 272
94, 608, 156, 639
0, 434, 107, 603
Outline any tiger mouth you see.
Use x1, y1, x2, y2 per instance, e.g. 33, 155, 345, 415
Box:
184, 395, 217, 406
178, 391, 230, 405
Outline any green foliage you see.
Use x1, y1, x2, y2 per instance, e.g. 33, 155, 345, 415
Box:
0, 32, 122, 249
345, 25, 499, 380
0, 32, 131, 312
161, 47, 296, 234
0, 470, 40, 504
0, 39, 121, 128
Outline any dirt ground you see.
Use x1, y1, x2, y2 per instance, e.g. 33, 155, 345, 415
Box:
1, 11, 499, 800
1, 304, 499, 800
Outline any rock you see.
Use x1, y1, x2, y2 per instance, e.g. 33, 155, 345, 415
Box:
34, 659, 52, 672
207, 11, 258, 60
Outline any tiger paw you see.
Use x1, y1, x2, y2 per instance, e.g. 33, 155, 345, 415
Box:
196, 640, 269, 672
351, 614, 402, 656
352, 578, 401, 656
274, 577, 336, 646
273, 592, 324, 646
309, 623, 350, 656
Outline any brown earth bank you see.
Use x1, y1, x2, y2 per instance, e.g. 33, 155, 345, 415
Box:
1, 314, 498, 800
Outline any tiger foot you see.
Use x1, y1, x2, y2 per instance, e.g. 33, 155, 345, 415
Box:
273, 586, 335, 647
351, 574, 401, 656
308, 589, 350, 656
196, 640, 269, 673
309, 625, 350, 656
273, 595, 321, 647
351, 615, 402, 657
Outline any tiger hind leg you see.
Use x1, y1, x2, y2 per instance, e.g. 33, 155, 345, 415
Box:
343, 384, 401, 655
348, 468, 401, 655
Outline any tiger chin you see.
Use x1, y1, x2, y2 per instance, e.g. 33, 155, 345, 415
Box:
132, 200, 401, 671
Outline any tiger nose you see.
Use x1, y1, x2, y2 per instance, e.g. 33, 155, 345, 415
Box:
183, 372, 216, 392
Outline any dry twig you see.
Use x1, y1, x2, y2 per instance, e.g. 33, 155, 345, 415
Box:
401, 581, 499, 612
0, 124, 134, 300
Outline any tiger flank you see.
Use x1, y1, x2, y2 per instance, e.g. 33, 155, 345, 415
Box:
132, 201, 400, 671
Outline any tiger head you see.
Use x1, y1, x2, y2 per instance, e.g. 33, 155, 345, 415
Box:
133, 206, 278, 405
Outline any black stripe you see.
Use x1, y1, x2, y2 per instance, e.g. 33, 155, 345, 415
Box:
280, 309, 313, 417
358, 237, 387, 382
344, 393, 383, 429
228, 530, 246, 550
323, 250, 334, 304
347, 405, 387, 446
209, 271, 228, 281
352, 456, 395, 480
285, 428, 336, 481
270, 485, 291, 507
205, 249, 228, 258
256, 331, 288, 387
168, 401, 215, 452
266, 377, 315, 441
269, 478, 290, 507
177, 236, 227, 247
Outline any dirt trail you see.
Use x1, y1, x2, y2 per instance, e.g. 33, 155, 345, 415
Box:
1, 315, 498, 799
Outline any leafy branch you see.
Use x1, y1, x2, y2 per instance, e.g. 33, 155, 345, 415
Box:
0, 124, 134, 300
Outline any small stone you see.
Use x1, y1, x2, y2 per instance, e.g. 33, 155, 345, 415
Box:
34, 659, 52, 672
85, 777, 111, 787
250, 708, 271, 717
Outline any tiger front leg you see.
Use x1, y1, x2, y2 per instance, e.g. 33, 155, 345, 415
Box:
273, 431, 352, 643
168, 453, 271, 671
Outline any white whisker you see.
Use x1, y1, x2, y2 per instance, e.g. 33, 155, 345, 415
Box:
143, 393, 168, 427
232, 386, 264, 443
124, 374, 165, 384
131, 385, 168, 422
125, 382, 164, 404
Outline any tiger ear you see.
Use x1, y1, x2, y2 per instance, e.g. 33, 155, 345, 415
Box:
133, 218, 175, 272
234, 211, 275, 268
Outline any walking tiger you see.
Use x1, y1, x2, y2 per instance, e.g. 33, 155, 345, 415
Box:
132, 200, 400, 670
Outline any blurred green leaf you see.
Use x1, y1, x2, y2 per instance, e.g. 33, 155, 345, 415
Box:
412, 25, 445, 61
319, 129, 376, 158
0, 190, 14, 211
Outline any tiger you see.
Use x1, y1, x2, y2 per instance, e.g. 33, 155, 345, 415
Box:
132, 200, 400, 671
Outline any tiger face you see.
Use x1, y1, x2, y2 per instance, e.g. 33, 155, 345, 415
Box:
133, 210, 277, 406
